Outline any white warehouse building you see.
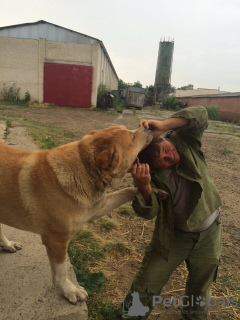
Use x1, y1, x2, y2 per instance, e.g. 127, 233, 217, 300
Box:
0, 20, 118, 108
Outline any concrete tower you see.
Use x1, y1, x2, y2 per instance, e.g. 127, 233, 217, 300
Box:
154, 40, 174, 103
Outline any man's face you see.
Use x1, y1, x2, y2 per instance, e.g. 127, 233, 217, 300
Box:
153, 138, 180, 169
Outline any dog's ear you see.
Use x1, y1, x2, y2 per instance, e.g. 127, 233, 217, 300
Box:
96, 149, 120, 170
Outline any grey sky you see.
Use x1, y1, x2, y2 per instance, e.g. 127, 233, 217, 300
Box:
0, 0, 239, 92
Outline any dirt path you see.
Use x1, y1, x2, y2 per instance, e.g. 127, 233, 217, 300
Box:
0, 105, 239, 319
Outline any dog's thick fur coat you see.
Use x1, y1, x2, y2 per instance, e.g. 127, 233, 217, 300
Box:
0, 125, 153, 303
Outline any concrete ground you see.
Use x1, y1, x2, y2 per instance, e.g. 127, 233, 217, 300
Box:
0, 121, 88, 320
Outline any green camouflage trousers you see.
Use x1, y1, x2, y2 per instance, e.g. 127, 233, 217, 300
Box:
122, 220, 222, 320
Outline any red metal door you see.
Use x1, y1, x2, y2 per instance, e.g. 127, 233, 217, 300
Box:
44, 63, 93, 108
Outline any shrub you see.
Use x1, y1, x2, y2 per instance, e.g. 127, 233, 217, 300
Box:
204, 105, 221, 121
112, 95, 126, 111
97, 84, 108, 103
165, 96, 179, 110
1, 83, 20, 102
23, 91, 31, 102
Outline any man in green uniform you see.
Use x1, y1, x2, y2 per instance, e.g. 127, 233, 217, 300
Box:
122, 106, 222, 319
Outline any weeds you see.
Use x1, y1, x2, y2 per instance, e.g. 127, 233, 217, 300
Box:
23, 121, 58, 149
1, 83, 31, 105
113, 95, 126, 111
97, 84, 108, 106
3, 119, 12, 141
23, 91, 31, 103
1, 83, 20, 102
204, 105, 221, 120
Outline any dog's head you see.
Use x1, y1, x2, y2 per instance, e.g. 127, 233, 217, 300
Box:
80, 125, 153, 186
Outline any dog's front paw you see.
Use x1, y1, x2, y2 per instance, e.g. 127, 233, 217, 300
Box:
2, 241, 22, 253
61, 279, 88, 304
67, 284, 88, 304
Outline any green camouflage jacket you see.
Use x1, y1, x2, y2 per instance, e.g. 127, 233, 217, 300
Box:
132, 106, 222, 260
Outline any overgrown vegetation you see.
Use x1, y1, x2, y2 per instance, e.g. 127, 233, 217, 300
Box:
1, 83, 20, 102
112, 95, 126, 111
1, 83, 31, 105
97, 84, 108, 104
165, 96, 180, 110
204, 105, 221, 120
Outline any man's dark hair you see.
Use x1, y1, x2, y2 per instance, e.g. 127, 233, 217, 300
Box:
138, 137, 164, 168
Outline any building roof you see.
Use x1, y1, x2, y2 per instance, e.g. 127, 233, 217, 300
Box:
174, 88, 230, 97
0, 20, 118, 79
178, 92, 240, 98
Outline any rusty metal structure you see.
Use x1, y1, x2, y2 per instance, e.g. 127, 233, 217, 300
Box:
154, 40, 174, 103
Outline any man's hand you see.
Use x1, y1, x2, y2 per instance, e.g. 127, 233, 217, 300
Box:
131, 160, 152, 205
139, 119, 165, 138
139, 118, 189, 138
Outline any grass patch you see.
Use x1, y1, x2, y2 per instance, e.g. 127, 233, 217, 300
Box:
68, 229, 133, 318
116, 203, 136, 217
22, 120, 76, 149
94, 217, 118, 232
0, 99, 30, 108
23, 121, 59, 149
103, 242, 132, 254
221, 122, 237, 134
220, 148, 233, 155
68, 230, 104, 272
87, 298, 121, 320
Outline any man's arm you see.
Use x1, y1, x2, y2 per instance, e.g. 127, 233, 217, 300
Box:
139, 117, 189, 138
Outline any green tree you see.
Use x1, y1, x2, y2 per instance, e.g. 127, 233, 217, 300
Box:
118, 79, 128, 90
177, 84, 194, 90
133, 80, 143, 88
167, 84, 176, 94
